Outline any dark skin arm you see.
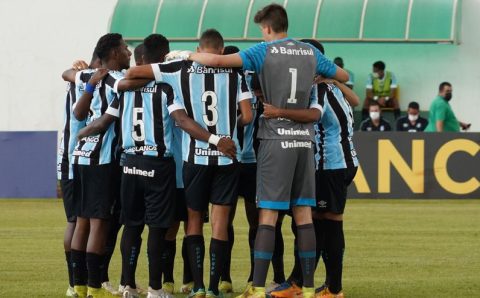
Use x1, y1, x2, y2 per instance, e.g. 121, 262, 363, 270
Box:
125, 65, 155, 80
77, 114, 116, 140
62, 60, 89, 82
263, 104, 321, 123
73, 68, 109, 120
116, 78, 152, 91
238, 99, 253, 126
170, 109, 237, 159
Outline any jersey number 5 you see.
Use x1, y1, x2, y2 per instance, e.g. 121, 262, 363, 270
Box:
202, 91, 218, 126
132, 107, 145, 142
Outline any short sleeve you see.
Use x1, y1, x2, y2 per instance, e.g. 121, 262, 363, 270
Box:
390, 72, 398, 88
152, 61, 184, 84
313, 48, 337, 78
309, 84, 323, 115
239, 42, 268, 73
237, 72, 252, 102
105, 95, 120, 118
436, 103, 448, 121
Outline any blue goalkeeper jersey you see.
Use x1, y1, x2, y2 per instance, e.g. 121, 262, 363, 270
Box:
57, 69, 95, 179
106, 80, 174, 159
314, 83, 358, 170
152, 60, 252, 166
72, 71, 124, 165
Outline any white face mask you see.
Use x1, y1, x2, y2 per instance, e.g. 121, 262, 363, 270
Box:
370, 111, 380, 120
408, 114, 419, 122
372, 72, 380, 79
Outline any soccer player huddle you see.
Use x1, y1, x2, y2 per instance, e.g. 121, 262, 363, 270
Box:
57, 4, 358, 298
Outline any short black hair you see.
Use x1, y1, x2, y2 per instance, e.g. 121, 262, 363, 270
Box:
254, 3, 288, 33
134, 43, 145, 62
373, 61, 386, 71
300, 39, 324, 54
369, 101, 380, 108
333, 57, 344, 67
199, 29, 224, 50
95, 33, 123, 60
439, 81, 452, 91
223, 45, 240, 55
143, 34, 170, 63
408, 101, 420, 110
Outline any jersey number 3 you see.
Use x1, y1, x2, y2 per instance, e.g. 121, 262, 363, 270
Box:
132, 107, 145, 142
202, 91, 218, 126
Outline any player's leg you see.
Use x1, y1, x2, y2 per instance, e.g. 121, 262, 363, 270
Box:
162, 221, 180, 294
270, 213, 286, 289
316, 167, 357, 298
219, 199, 237, 293
143, 156, 176, 297
184, 163, 211, 297
60, 179, 76, 295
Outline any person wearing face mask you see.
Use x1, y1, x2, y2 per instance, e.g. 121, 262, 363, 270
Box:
396, 101, 428, 132
360, 101, 392, 131
425, 82, 471, 132
362, 61, 400, 120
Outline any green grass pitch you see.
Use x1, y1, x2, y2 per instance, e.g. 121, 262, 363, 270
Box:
0, 199, 479, 297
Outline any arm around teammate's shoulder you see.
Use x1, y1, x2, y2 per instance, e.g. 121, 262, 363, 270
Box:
263, 104, 321, 123
332, 67, 350, 84
125, 64, 155, 80
188, 53, 243, 68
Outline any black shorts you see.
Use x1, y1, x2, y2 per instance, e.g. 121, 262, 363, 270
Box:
174, 188, 188, 222
238, 163, 257, 203
73, 163, 118, 219
60, 179, 76, 223
315, 167, 358, 214
121, 155, 176, 228
183, 162, 240, 211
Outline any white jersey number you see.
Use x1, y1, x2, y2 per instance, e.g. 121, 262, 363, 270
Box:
202, 91, 218, 126
132, 107, 145, 142
287, 68, 298, 104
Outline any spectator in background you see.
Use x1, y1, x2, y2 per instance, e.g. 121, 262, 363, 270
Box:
396, 101, 428, 132
360, 101, 391, 131
334, 57, 354, 89
425, 82, 471, 132
362, 61, 400, 119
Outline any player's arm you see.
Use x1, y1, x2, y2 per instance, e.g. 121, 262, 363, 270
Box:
170, 110, 237, 159
188, 53, 243, 68
124, 64, 155, 80
77, 114, 116, 140
62, 60, 89, 82
331, 67, 349, 83
263, 104, 321, 123
320, 78, 360, 107
435, 120, 444, 132
73, 68, 109, 120
238, 99, 253, 126
116, 78, 152, 91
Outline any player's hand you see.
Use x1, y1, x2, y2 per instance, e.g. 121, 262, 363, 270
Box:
72, 60, 88, 71
461, 123, 471, 130
217, 137, 236, 159
88, 68, 109, 85
318, 78, 337, 85
77, 127, 87, 141
165, 50, 192, 61
263, 103, 281, 119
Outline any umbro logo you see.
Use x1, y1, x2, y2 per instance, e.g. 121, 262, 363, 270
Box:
270, 46, 279, 54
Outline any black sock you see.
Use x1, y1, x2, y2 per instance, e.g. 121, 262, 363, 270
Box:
186, 235, 205, 291
221, 225, 234, 283
287, 224, 302, 286
209, 238, 229, 294
71, 249, 87, 286
65, 251, 74, 287
272, 222, 285, 284
313, 219, 328, 285
324, 220, 345, 294
162, 239, 176, 283
252, 225, 275, 287
247, 226, 257, 282
101, 220, 122, 283
121, 225, 144, 288
182, 237, 193, 284
86, 252, 104, 288
148, 227, 168, 290
297, 224, 316, 288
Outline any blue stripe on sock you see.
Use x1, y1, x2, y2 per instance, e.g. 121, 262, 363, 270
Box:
298, 250, 316, 258
254, 250, 273, 260
291, 197, 316, 207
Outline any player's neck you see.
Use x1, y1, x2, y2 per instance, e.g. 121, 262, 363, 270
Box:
265, 32, 288, 42
102, 60, 122, 71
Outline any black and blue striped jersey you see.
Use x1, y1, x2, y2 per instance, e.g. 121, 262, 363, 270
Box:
106, 81, 174, 159
314, 83, 358, 170
57, 69, 95, 179
72, 71, 124, 165
151, 60, 252, 166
